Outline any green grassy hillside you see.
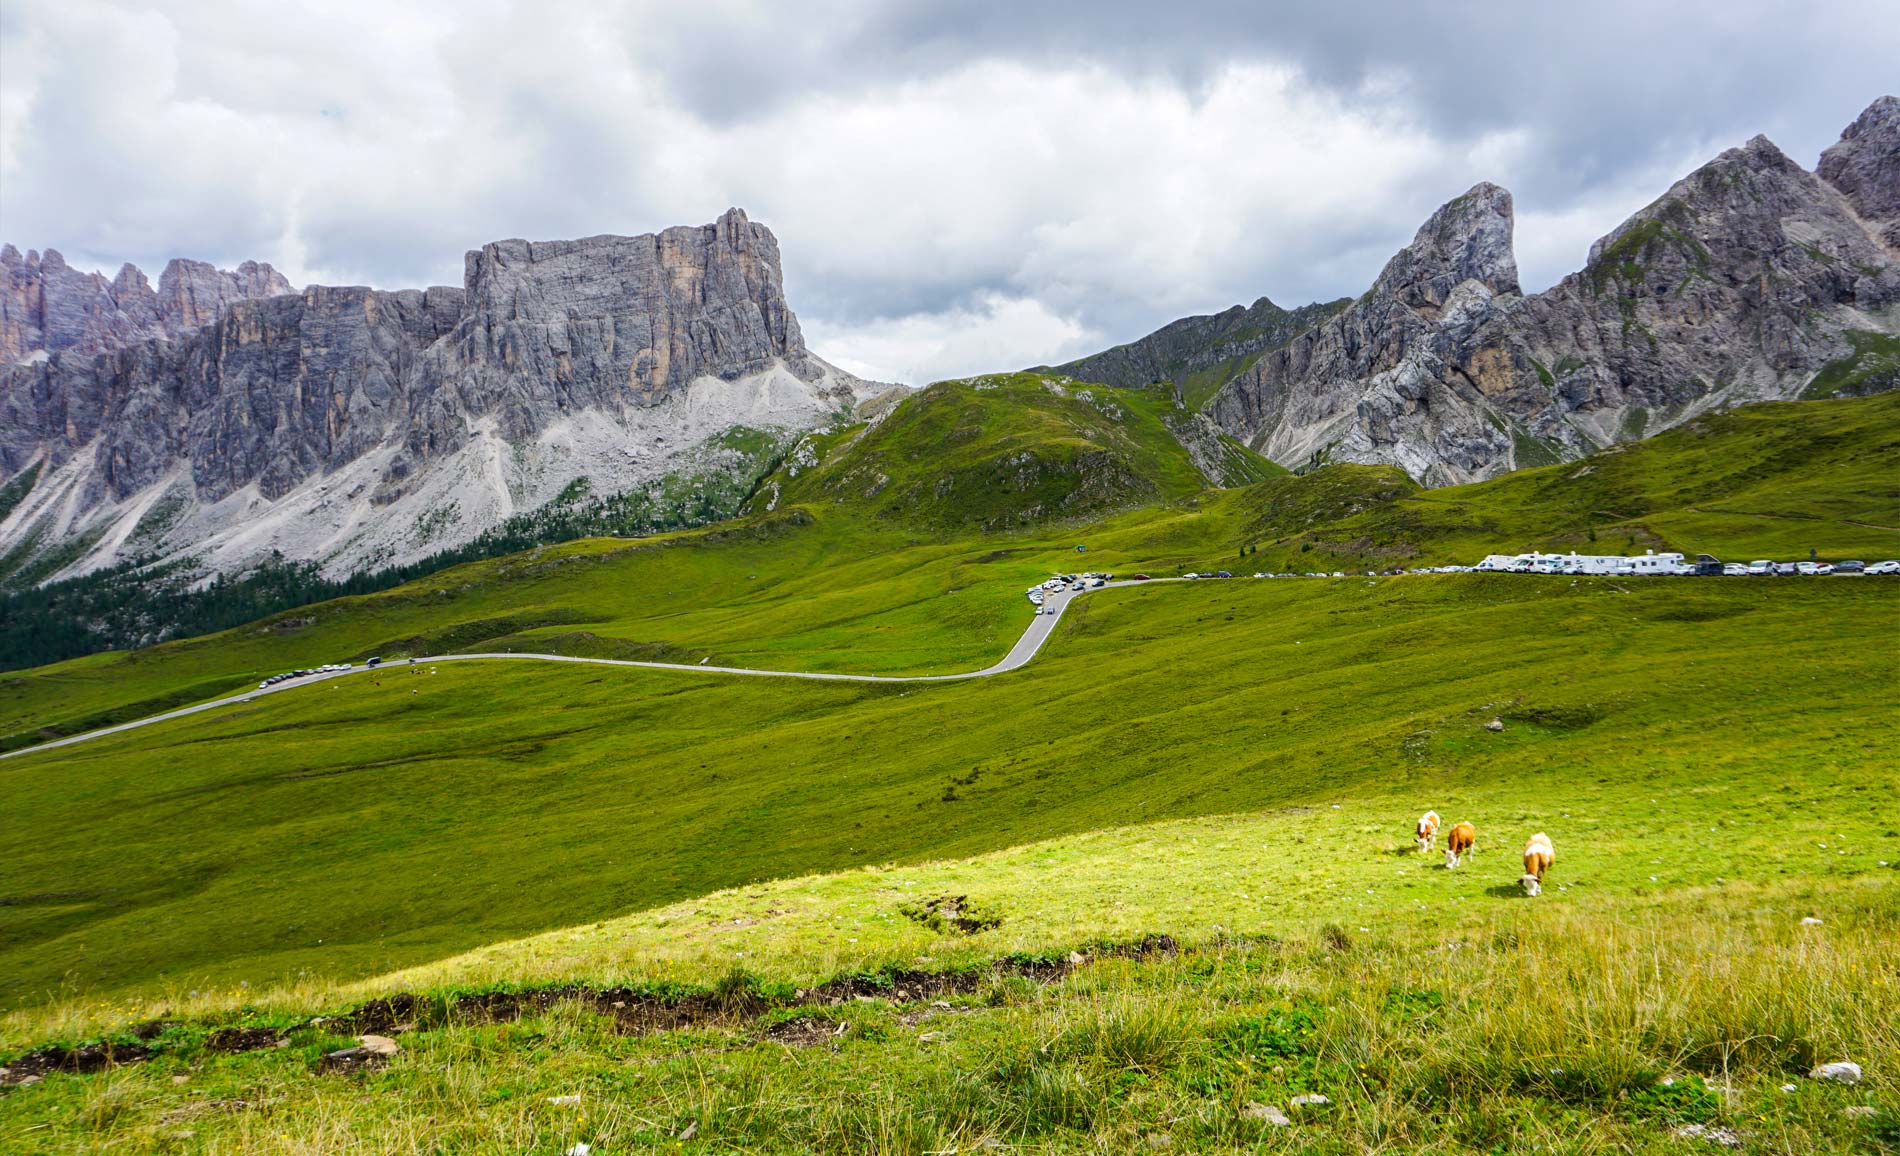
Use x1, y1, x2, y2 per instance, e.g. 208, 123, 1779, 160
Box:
1236, 392, 1900, 571
1, 390, 1897, 1153
4, 392, 1896, 761
763, 373, 1229, 528
4, 573, 1894, 1006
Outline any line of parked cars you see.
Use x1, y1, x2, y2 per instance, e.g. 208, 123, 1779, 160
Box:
257, 661, 361, 690
1026, 573, 1111, 612
1736, 559, 1895, 575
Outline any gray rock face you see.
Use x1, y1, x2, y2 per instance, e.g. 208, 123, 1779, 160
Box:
0, 209, 876, 581
1819, 95, 1900, 248
0, 246, 293, 365
1211, 100, 1900, 485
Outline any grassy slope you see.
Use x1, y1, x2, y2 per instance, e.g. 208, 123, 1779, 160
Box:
6, 393, 1894, 757
4, 884, 1894, 1153
1, 391, 1898, 1152
0, 374, 1228, 750
4, 573, 1894, 1007
769, 373, 1216, 528
1242, 392, 1900, 572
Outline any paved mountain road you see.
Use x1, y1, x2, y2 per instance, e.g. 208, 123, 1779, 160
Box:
2, 578, 1182, 762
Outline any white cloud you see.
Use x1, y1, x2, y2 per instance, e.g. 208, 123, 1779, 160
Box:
803, 293, 1098, 384
1, 1, 1892, 383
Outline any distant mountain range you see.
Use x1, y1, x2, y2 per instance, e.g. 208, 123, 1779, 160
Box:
1, 97, 1894, 606
0, 210, 883, 589
1064, 95, 1900, 485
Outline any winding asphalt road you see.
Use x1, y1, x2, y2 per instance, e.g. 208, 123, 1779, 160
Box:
2, 577, 1185, 762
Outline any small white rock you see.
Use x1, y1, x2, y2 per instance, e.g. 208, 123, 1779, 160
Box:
1810, 1061, 1862, 1084
1289, 1093, 1330, 1107
1241, 1102, 1291, 1126
1780, 1083, 1797, 1093
548, 1094, 582, 1106
1674, 1123, 1741, 1147
1846, 1105, 1877, 1118
566, 1144, 591, 1156
1800, 916, 1824, 926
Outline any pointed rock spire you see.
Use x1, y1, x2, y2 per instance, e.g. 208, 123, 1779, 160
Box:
1375, 182, 1520, 313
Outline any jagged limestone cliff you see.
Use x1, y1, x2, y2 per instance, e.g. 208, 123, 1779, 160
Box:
1208, 97, 1900, 485
0, 247, 292, 365
0, 210, 879, 581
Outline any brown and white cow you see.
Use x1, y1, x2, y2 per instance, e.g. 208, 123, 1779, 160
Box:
1444, 821, 1476, 869
1521, 833, 1555, 896
1415, 811, 1441, 854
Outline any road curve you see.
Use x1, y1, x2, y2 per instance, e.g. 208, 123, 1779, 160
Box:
3, 578, 1185, 762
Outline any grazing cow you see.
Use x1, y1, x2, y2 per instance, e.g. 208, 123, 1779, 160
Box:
1444, 821, 1476, 869
1415, 810, 1441, 853
1521, 833, 1555, 896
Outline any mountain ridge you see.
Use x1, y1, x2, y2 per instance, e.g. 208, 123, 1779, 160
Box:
0, 209, 883, 586
1205, 97, 1900, 484
0, 246, 293, 365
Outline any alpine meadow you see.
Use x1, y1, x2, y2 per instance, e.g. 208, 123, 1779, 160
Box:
1, 10, 1897, 1154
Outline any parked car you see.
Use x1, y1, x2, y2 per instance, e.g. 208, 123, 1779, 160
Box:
1746, 560, 1773, 575
1216, 571, 1233, 578
1833, 560, 1866, 574
1722, 563, 1747, 576
1816, 563, 1835, 574
1866, 560, 1900, 574
1795, 561, 1819, 575
1774, 562, 1799, 576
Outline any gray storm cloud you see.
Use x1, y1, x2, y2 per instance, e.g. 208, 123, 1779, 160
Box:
2, 0, 1893, 383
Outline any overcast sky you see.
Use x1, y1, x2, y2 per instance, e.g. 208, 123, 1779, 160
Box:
2, 1, 1894, 384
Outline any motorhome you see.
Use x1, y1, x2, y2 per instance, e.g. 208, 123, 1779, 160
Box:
1617, 551, 1687, 576
1551, 553, 1630, 575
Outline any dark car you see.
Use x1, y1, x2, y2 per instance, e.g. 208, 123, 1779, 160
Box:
367, 656, 383, 667
1216, 571, 1233, 578
1691, 553, 1723, 576
1130, 573, 1152, 581
1833, 560, 1866, 574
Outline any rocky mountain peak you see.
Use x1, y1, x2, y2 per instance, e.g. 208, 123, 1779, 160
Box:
1375, 182, 1519, 315
1818, 95, 1900, 246
1209, 102, 1897, 488
0, 209, 876, 585
0, 245, 294, 364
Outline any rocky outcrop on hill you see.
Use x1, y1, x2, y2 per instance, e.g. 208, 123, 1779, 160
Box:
0, 209, 878, 582
1210, 97, 1900, 485
1050, 295, 1348, 403
0, 246, 292, 365
1819, 95, 1900, 248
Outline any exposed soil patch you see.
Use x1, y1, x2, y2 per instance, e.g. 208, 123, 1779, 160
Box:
0, 1039, 149, 1082
0, 934, 1184, 1083
204, 1026, 286, 1052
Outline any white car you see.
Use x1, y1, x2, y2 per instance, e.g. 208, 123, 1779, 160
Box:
1867, 560, 1900, 575
1722, 563, 1748, 576
1795, 561, 1818, 575
1746, 560, 1774, 575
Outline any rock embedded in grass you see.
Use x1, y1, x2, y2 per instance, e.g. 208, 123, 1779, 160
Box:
1242, 1102, 1291, 1126
320, 1033, 402, 1073
1810, 1060, 1862, 1084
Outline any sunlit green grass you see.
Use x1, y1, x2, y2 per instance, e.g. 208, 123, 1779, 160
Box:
5, 572, 1894, 1007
